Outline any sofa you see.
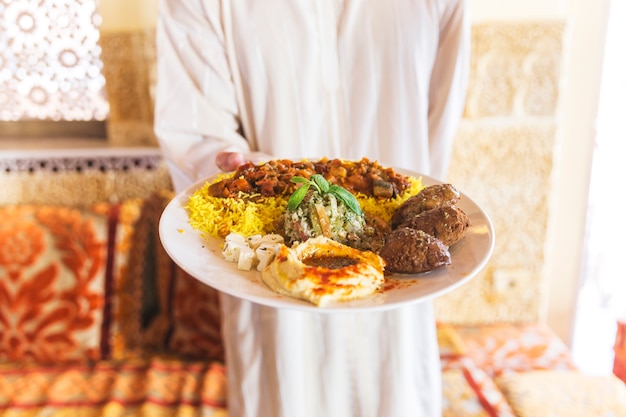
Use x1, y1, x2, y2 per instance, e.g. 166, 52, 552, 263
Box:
1, 148, 625, 417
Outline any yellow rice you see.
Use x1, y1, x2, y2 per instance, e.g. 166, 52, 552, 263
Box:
186, 175, 424, 239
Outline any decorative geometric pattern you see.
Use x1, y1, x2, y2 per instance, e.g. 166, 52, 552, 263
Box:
0, 153, 163, 174
0, 153, 161, 174
0, 0, 108, 121
0, 150, 173, 207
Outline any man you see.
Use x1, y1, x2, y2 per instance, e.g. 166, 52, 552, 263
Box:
155, 1, 470, 415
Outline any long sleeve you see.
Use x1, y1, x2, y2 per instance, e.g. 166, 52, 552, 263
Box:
154, 0, 250, 191
427, 0, 470, 180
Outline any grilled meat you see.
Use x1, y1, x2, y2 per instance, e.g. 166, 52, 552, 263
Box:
379, 228, 451, 274
391, 184, 460, 228
397, 205, 470, 247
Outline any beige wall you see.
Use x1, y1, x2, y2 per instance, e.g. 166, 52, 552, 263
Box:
99, 0, 157, 32
473, 0, 608, 344
470, 0, 608, 345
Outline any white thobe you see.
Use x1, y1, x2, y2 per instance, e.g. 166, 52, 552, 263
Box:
154, 1, 470, 416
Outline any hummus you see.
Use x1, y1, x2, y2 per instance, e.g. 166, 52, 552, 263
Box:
261, 236, 385, 306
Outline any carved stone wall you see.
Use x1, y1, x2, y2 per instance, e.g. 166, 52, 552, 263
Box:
100, 30, 157, 147
434, 22, 567, 324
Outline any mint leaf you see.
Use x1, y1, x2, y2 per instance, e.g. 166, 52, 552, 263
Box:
329, 185, 363, 216
311, 174, 330, 193
288, 182, 310, 211
290, 176, 310, 184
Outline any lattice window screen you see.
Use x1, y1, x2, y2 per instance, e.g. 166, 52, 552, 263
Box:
0, 0, 108, 121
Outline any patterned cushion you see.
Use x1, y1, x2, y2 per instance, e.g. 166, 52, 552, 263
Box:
0, 191, 226, 365
103, 197, 159, 360
140, 191, 225, 363
0, 198, 171, 364
0, 356, 227, 415
442, 356, 517, 417
496, 370, 626, 417
0, 205, 114, 363
442, 323, 576, 377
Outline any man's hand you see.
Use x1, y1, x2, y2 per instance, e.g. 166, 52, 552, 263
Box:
216, 151, 271, 172
216, 152, 246, 172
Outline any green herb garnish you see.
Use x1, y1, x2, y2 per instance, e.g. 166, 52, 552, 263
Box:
287, 174, 363, 216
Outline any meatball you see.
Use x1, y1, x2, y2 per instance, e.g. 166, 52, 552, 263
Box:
391, 184, 460, 228
379, 228, 451, 274
398, 205, 470, 247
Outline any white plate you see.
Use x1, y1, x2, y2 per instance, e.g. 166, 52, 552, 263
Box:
159, 170, 495, 312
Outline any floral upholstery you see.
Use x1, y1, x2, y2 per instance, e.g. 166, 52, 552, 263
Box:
0, 193, 228, 416
0, 204, 116, 363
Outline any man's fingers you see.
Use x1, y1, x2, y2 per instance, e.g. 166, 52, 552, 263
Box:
216, 152, 245, 172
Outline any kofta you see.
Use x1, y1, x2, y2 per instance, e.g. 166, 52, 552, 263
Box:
379, 228, 451, 274
397, 205, 471, 247
391, 183, 461, 228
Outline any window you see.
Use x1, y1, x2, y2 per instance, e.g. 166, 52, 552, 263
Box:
0, 0, 108, 137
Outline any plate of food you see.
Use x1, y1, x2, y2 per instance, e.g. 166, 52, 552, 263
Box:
159, 157, 495, 312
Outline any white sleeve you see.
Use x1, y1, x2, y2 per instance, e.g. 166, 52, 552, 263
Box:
427, 0, 471, 180
154, 0, 250, 190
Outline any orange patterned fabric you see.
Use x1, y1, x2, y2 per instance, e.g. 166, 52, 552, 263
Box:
442, 357, 517, 417
167, 269, 224, 362
0, 200, 164, 364
140, 191, 225, 363
441, 323, 576, 377
0, 205, 111, 364
104, 196, 164, 360
615, 320, 626, 383
0, 356, 227, 416
437, 322, 585, 416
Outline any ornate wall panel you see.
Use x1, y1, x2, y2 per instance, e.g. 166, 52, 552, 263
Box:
0, 0, 108, 122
